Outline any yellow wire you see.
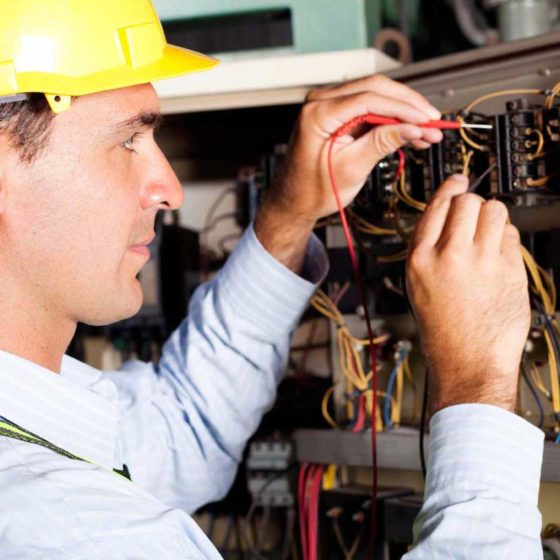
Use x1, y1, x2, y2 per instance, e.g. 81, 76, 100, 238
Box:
347, 209, 399, 236
544, 329, 560, 419
394, 168, 427, 212
528, 129, 545, 160
321, 387, 338, 429
545, 81, 560, 109
458, 122, 488, 152
530, 363, 551, 400
527, 176, 550, 188
464, 89, 544, 114
378, 250, 409, 263
459, 89, 544, 153
462, 150, 474, 176
521, 246, 560, 420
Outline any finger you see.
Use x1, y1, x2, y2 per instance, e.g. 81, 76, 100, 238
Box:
407, 127, 444, 150
339, 124, 423, 180
502, 223, 523, 258
437, 192, 485, 248
410, 140, 431, 150
316, 91, 434, 135
420, 128, 444, 144
410, 175, 469, 250
474, 200, 509, 254
307, 75, 440, 120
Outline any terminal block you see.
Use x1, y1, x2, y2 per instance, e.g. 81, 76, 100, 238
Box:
494, 99, 548, 196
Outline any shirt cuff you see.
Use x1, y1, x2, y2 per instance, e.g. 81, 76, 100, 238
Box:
218, 224, 328, 336
427, 403, 544, 507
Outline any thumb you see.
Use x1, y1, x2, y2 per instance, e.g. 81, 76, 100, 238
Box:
340, 124, 424, 181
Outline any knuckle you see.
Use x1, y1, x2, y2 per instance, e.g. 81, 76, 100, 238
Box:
427, 194, 448, 212
438, 246, 464, 266
456, 192, 484, 206
436, 176, 467, 195
300, 100, 318, 121
305, 87, 326, 103
371, 130, 399, 154
368, 74, 387, 88
505, 223, 521, 241
407, 247, 429, 273
483, 199, 508, 218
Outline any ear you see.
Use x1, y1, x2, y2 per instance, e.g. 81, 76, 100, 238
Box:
0, 135, 14, 216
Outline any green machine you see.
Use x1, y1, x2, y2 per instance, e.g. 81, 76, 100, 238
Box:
152, 0, 384, 54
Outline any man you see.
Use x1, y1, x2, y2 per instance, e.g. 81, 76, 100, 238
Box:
0, 0, 543, 558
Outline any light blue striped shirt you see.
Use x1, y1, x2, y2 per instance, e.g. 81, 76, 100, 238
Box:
0, 226, 545, 559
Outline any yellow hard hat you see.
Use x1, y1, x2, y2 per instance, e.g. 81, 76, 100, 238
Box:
0, 0, 219, 113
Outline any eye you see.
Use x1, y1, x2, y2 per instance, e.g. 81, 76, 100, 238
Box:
122, 133, 140, 152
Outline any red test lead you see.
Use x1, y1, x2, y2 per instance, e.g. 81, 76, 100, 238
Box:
331, 114, 493, 137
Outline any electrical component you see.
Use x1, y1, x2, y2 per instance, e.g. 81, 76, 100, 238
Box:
247, 440, 295, 507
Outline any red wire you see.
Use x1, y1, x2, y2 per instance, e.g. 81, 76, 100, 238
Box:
396, 148, 405, 181
298, 464, 309, 560
308, 465, 325, 560
327, 116, 379, 549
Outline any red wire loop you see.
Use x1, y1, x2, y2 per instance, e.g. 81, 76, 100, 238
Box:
327, 118, 379, 549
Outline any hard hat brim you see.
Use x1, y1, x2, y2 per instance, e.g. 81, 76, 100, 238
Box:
9, 45, 219, 98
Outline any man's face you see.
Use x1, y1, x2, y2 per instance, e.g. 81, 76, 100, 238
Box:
0, 84, 184, 326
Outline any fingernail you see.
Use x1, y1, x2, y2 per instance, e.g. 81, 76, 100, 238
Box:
450, 173, 468, 184
427, 106, 441, 120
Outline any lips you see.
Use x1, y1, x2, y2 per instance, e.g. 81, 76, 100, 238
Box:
129, 233, 155, 258
133, 233, 156, 247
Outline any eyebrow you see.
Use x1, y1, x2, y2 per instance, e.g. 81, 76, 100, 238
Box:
111, 111, 164, 134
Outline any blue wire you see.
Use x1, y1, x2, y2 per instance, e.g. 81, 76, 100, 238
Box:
384, 364, 399, 430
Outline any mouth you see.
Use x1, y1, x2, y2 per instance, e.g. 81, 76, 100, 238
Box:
129, 233, 155, 258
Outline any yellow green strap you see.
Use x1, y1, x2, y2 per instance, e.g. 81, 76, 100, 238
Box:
0, 420, 131, 481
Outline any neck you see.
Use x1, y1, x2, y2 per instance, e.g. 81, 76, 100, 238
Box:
0, 280, 76, 374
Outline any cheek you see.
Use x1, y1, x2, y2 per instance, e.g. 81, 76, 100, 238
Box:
12, 156, 138, 278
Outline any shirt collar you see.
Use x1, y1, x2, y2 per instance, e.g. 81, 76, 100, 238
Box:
0, 350, 119, 470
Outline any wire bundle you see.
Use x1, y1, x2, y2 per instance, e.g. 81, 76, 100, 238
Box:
311, 289, 390, 432
298, 464, 325, 560
522, 246, 560, 431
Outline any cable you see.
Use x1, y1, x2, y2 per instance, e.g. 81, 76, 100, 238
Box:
384, 364, 399, 429
462, 150, 474, 176
298, 464, 309, 560
530, 363, 551, 401
347, 208, 400, 236
528, 129, 545, 160
419, 370, 429, 480
328, 115, 383, 549
393, 151, 427, 212
321, 387, 338, 429
521, 361, 545, 429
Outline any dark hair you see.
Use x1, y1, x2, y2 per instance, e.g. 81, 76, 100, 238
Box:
0, 94, 56, 164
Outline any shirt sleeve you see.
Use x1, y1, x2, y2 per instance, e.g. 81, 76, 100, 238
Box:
109, 225, 328, 513
403, 403, 544, 560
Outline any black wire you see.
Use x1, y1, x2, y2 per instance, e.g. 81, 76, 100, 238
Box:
419, 370, 429, 480
521, 361, 545, 429
401, 262, 429, 480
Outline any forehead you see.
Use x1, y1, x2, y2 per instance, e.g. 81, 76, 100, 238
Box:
56, 83, 161, 135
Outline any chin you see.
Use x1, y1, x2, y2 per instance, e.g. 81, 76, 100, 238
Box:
84, 285, 144, 326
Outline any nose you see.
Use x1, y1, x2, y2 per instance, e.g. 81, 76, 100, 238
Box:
138, 144, 184, 211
